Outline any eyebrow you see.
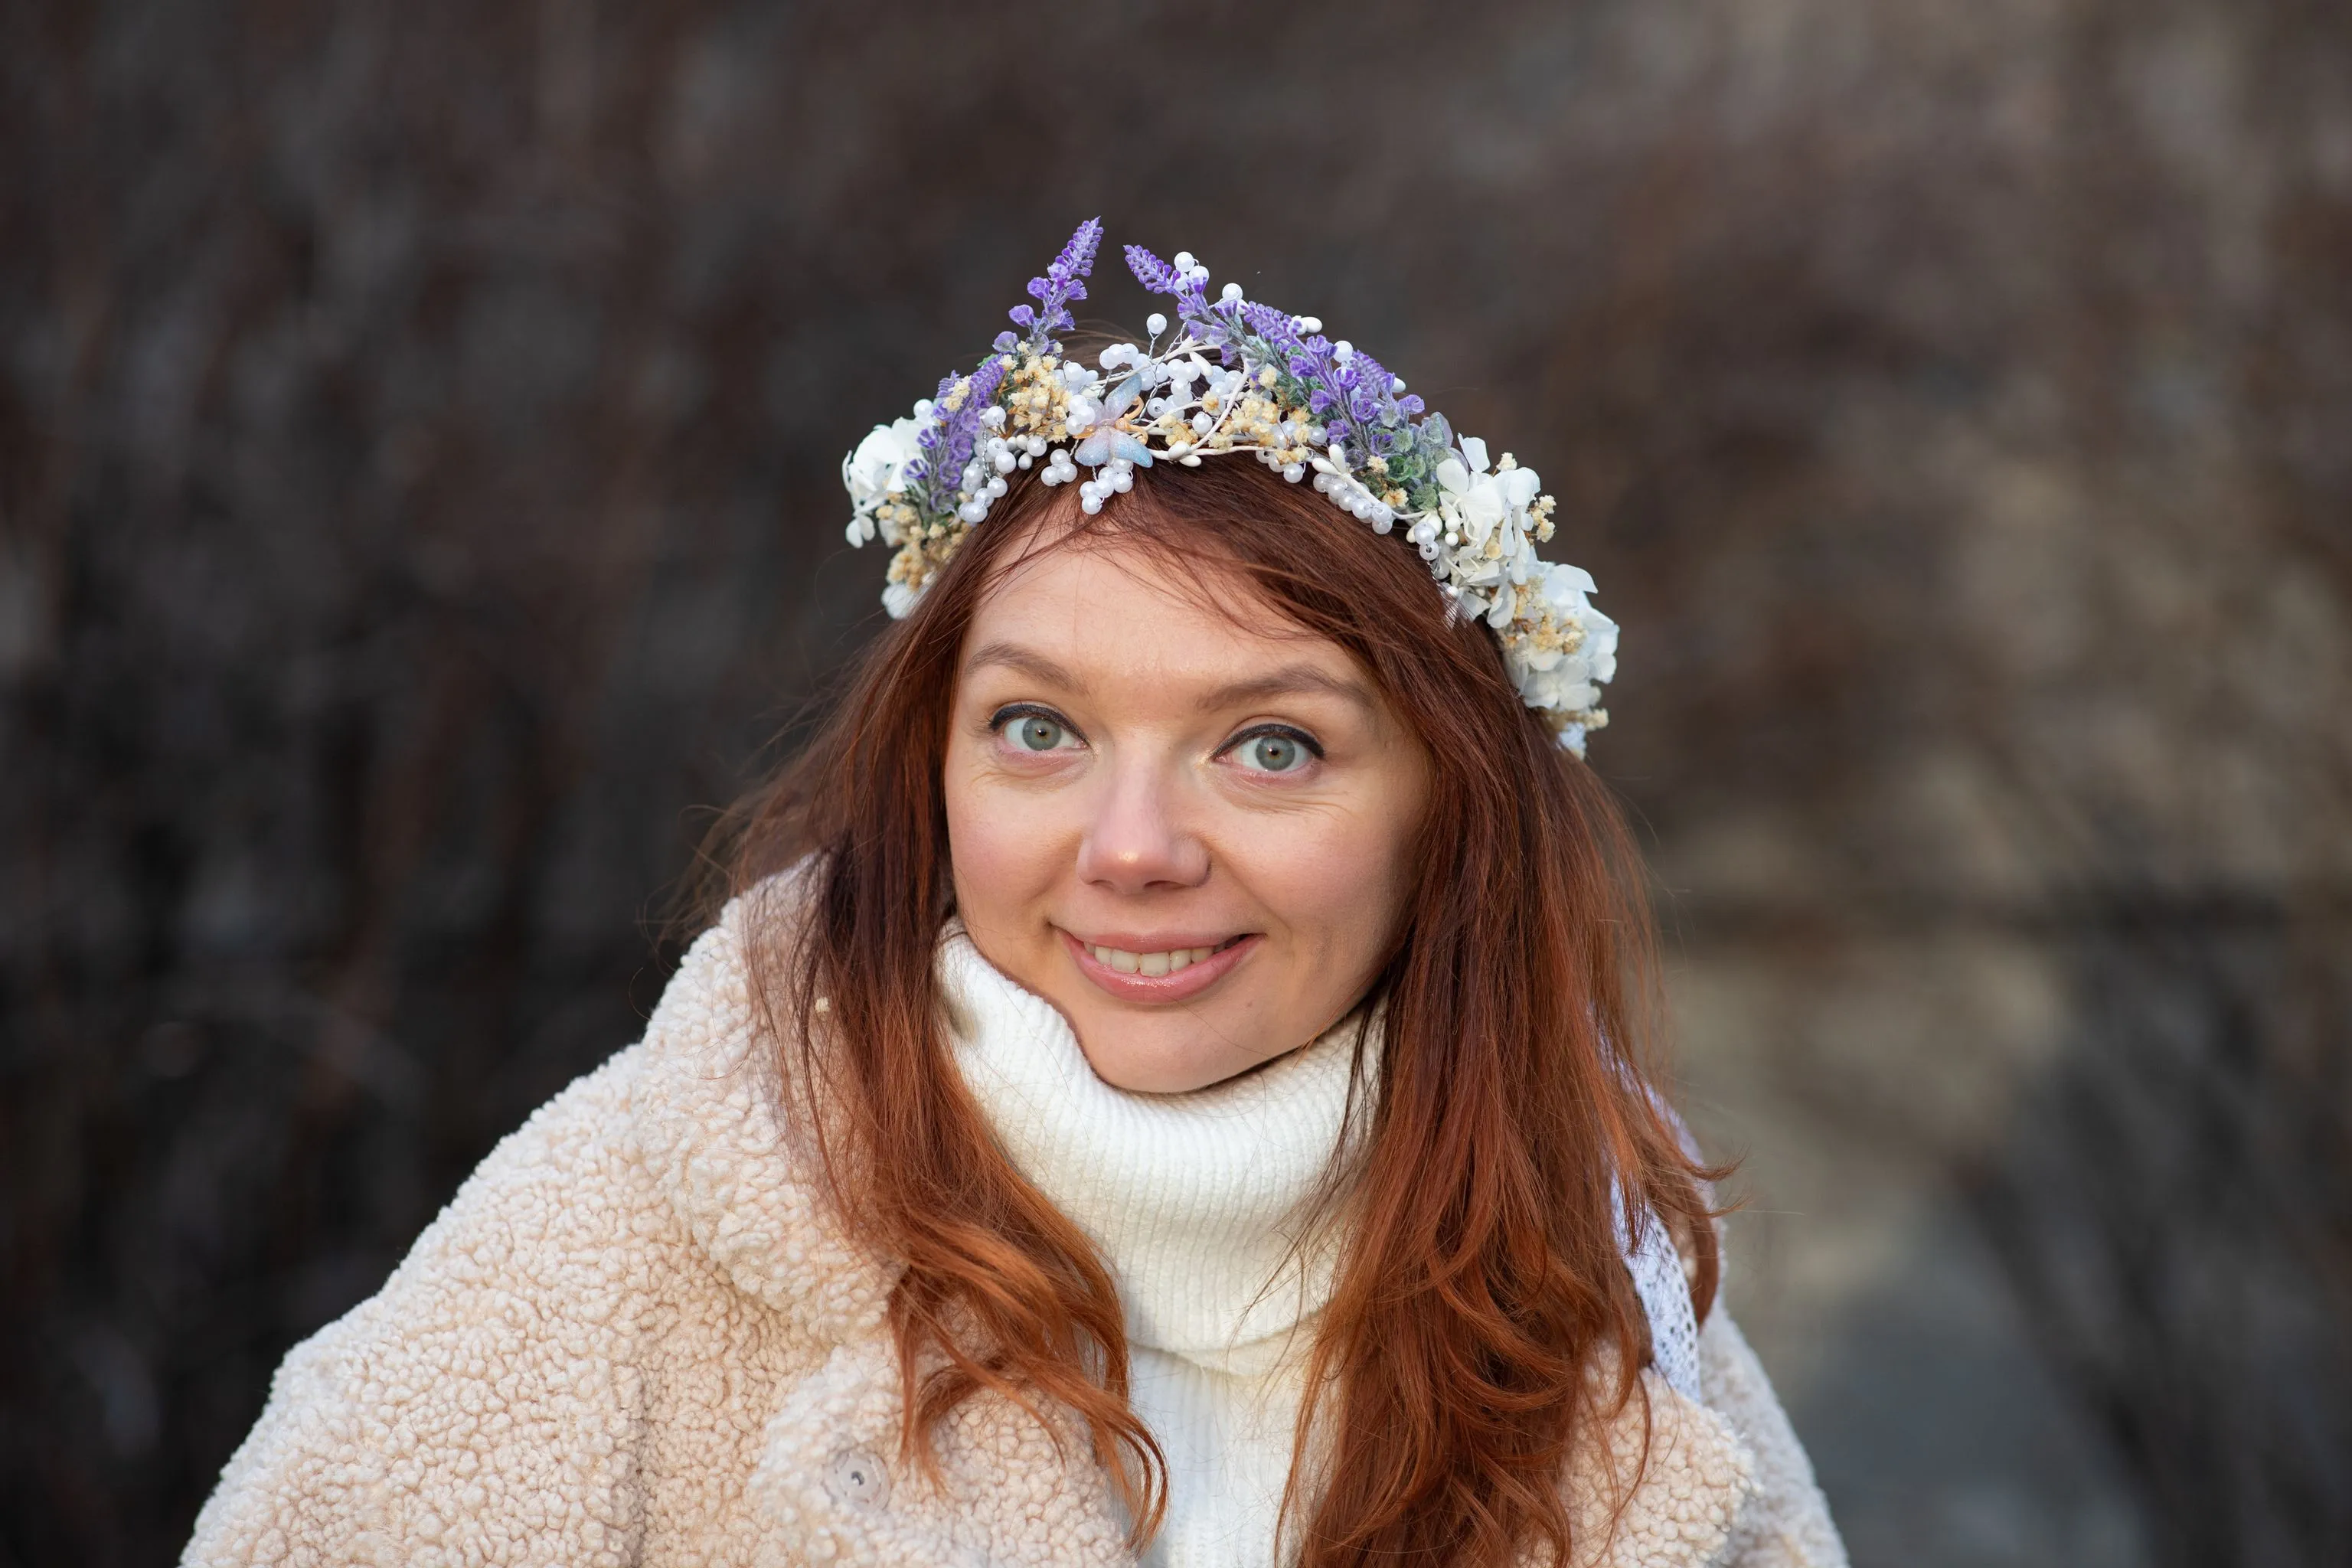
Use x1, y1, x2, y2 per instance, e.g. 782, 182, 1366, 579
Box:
1193, 663, 1377, 716
962, 642, 1377, 715
962, 642, 1090, 693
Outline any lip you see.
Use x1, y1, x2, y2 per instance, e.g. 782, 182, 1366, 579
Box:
1059, 928, 1259, 1004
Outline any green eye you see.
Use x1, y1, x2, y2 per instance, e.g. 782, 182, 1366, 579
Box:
1239, 733, 1305, 772
1014, 715, 1067, 752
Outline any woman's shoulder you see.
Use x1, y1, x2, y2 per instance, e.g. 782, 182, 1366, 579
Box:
625, 879, 897, 1336
1552, 1315, 1844, 1568
334, 869, 883, 1351
181, 880, 886, 1566
1690, 1308, 1851, 1568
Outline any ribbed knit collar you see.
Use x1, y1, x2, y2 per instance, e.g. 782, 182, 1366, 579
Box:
939, 926, 1377, 1378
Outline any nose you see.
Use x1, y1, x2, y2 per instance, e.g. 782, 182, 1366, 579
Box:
1075, 753, 1210, 894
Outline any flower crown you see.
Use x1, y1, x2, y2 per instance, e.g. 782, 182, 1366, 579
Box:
842, 220, 1616, 753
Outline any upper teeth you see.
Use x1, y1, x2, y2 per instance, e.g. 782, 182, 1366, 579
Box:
1086, 942, 1224, 978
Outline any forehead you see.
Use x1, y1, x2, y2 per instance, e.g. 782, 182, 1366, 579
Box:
961, 528, 1347, 686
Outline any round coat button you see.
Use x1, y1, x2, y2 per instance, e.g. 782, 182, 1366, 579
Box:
825, 1447, 891, 1510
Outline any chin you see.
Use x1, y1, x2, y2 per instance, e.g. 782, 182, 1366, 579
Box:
1071, 1028, 1248, 1096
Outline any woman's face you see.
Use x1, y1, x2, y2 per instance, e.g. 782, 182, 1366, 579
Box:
944, 529, 1432, 1093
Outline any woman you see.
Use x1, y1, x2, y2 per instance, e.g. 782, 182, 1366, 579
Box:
185, 224, 1844, 1567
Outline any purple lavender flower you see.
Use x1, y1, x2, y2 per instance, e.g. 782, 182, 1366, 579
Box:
1268, 332, 1358, 453
1015, 217, 1103, 353
899, 372, 956, 493
1124, 244, 1187, 296
906, 373, 952, 491
1125, 243, 1220, 351
1238, 301, 1304, 359
1357, 348, 1424, 423
1348, 348, 1397, 417
911, 356, 1010, 514
1112, 231, 1436, 474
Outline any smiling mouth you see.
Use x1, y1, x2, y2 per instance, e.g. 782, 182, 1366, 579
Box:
1078, 935, 1249, 978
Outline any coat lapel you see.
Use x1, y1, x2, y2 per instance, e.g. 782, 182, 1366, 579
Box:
632, 914, 901, 1345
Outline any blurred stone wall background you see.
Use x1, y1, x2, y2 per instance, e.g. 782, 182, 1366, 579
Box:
3, 1, 2347, 1563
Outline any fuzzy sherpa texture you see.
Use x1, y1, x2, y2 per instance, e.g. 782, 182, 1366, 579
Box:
183, 893, 1846, 1568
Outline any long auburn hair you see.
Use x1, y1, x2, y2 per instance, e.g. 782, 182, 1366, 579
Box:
710, 452, 1720, 1566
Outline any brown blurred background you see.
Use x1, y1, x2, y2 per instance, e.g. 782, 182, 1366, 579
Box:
4, 1, 2349, 1563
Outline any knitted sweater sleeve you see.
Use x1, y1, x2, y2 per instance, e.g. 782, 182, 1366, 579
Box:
179, 1047, 667, 1568
1697, 1308, 1849, 1568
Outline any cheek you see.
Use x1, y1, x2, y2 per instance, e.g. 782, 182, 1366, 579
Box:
942, 742, 1067, 923
1236, 799, 1419, 959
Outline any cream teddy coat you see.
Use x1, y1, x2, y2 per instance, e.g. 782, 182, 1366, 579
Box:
184, 897, 1847, 1568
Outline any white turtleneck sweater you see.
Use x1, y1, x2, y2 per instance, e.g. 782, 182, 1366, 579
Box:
941, 930, 1362, 1568
939, 928, 1700, 1568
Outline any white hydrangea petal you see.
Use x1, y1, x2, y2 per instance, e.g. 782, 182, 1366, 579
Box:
1550, 562, 1598, 599
1582, 610, 1619, 681
1461, 483, 1504, 539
